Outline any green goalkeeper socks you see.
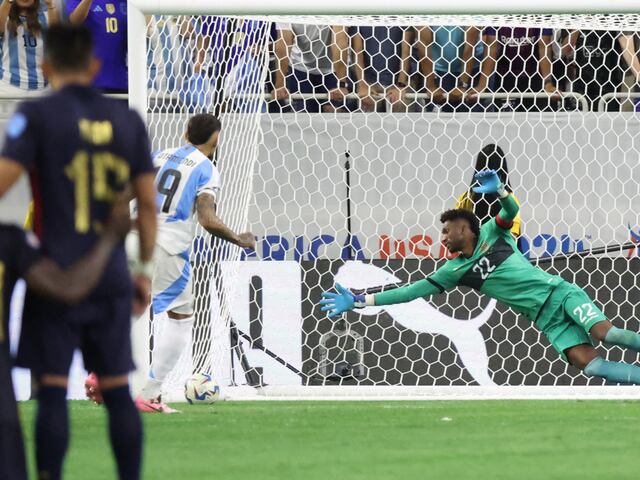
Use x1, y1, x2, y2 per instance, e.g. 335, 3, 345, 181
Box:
584, 357, 640, 384
603, 326, 640, 353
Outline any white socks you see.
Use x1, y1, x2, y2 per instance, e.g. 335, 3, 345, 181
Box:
140, 313, 194, 400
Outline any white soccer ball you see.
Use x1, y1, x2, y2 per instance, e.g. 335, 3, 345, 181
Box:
184, 373, 220, 404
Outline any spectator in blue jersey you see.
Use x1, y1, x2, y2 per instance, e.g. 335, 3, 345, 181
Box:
67, 0, 127, 93
417, 26, 484, 112
194, 16, 270, 112
183, 16, 270, 114
349, 26, 410, 112
0, 0, 59, 96
147, 16, 183, 94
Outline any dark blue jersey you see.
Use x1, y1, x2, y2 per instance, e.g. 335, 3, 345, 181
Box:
0, 225, 40, 346
1, 85, 154, 298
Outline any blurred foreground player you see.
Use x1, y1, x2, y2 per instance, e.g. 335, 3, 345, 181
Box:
322, 170, 640, 385
0, 24, 157, 480
0, 198, 130, 480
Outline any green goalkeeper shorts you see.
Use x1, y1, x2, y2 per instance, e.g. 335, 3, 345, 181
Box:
535, 281, 607, 361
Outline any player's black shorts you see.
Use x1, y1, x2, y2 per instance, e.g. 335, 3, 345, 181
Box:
16, 293, 134, 377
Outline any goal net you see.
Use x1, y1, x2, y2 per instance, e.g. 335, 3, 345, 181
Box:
133, 5, 640, 400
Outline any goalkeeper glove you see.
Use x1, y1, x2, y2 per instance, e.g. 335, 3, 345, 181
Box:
320, 283, 366, 318
472, 169, 508, 198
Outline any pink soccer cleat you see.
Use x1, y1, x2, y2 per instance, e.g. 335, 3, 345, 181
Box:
84, 373, 103, 404
134, 395, 181, 414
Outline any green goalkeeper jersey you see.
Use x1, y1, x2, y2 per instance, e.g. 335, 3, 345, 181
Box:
374, 195, 563, 321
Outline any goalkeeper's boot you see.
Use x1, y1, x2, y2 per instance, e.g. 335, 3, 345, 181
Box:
134, 395, 181, 414
84, 372, 103, 404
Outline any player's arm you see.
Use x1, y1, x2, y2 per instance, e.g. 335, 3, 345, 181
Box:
195, 193, 255, 249
472, 169, 519, 228
23, 197, 131, 304
320, 276, 445, 317
0, 104, 38, 197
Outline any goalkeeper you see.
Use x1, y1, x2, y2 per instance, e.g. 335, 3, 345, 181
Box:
321, 169, 640, 384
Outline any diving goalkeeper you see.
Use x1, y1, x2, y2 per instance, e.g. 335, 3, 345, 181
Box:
321, 169, 640, 384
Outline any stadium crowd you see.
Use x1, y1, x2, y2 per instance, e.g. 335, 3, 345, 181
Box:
1, 5, 640, 112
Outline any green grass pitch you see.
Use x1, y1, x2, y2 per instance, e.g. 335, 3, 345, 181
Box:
18, 400, 640, 479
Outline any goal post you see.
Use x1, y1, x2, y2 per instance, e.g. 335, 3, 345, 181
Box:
128, 1, 640, 400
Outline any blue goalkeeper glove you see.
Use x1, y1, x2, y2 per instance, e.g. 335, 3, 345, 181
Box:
319, 283, 365, 317
472, 169, 507, 197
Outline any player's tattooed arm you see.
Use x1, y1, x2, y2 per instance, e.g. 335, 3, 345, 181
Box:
195, 193, 255, 250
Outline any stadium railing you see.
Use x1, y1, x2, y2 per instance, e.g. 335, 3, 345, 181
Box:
597, 92, 640, 112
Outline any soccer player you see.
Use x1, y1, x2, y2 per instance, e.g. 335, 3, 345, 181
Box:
0, 198, 130, 480
133, 113, 255, 413
0, 24, 157, 480
321, 169, 640, 385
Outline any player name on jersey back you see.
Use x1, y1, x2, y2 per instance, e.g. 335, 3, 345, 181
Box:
154, 145, 221, 256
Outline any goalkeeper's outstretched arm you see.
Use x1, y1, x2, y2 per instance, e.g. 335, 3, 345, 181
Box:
320, 278, 443, 317
473, 168, 519, 228
496, 187, 519, 229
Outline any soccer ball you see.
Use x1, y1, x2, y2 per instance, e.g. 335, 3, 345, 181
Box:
184, 373, 220, 404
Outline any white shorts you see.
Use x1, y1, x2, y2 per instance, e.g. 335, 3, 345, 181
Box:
151, 245, 194, 316
125, 232, 194, 316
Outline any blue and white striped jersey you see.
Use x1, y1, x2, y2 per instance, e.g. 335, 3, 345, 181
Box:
154, 144, 221, 255
0, 7, 49, 90
147, 15, 193, 93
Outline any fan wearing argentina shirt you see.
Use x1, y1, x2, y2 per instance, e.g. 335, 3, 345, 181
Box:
135, 114, 255, 413
0, 0, 59, 96
67, 0, 128, 93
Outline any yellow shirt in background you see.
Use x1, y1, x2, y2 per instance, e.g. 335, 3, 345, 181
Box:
455, 191, 522, 238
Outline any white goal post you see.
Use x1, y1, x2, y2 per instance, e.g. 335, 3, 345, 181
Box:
128, 0, 640, 400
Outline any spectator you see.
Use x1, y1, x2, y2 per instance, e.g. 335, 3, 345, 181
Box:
618, 32, 640, 111
147, 15, 190, 95
67, 0, 127, 93
191, 17, 270, 114
272, 23, 344, 113
551, 30, 576, 101
569, 30, 632, 111
0, 0, 59, 96
416, 26, 484, 112
468, 26, 558, 111
456, 144, 523, 248
350, 26, 410, 112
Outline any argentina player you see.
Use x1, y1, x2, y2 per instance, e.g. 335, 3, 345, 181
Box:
133, 114, 255, 413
